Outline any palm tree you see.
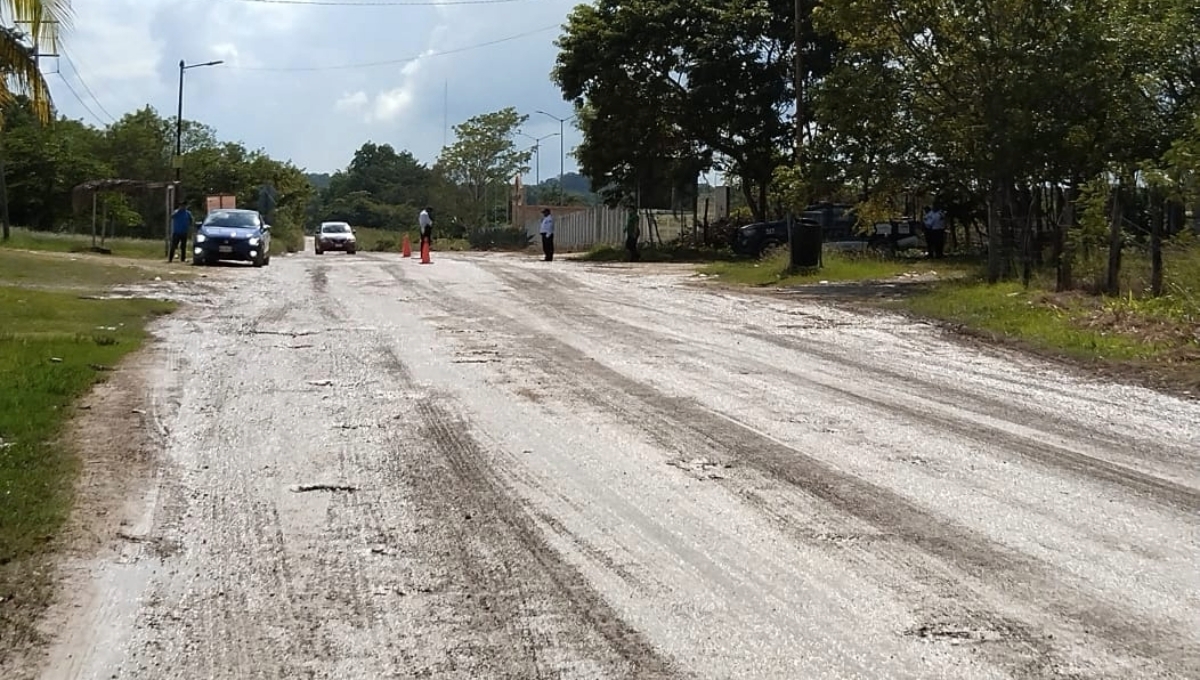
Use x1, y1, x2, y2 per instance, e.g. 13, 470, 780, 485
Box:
1, 0, 72, 239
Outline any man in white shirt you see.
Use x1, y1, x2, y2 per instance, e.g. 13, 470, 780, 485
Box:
418, 206, 433, 252
539, 208, 555, 261
922, 205, 946, 259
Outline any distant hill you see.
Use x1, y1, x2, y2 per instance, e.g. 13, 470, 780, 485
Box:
305, 173, 332, 190
557, 172, 591, 195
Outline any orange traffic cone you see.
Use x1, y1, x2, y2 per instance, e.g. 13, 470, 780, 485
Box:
401, 234, 412, 258
419, 239, 431, 264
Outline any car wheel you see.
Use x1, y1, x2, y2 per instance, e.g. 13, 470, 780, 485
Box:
192, 255, 204, 266
347, 249, 356, 255
253, 255, 265, 268
315, 248, 323, 255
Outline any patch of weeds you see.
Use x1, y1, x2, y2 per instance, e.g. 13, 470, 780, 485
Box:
898, 280, 1189, 362
577, 242, 742, 263
700, 249, 950, 286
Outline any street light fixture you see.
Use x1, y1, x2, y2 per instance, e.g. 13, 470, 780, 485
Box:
175, 59, 224, 184
518, 131, 560, 187
534, 110, 576, 199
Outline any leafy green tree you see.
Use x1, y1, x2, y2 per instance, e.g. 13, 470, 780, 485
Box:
554, 0, 837, 218
2, 2, 73, 239
313, 142, 433, 229
435, 107, 531, 225
1, 97, 108, 229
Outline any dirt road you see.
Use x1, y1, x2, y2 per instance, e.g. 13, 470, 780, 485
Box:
31, 246, 1200, 679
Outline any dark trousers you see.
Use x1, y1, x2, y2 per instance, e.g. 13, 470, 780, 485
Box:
626, 236, 640, 262
926, 229, 946, 258
541, 233, 554, 261
169, 232, 188, 262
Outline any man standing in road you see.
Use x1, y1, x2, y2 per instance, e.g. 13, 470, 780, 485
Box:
170, 202, 193, 263
418, 206, 434, 251
539, 207, 555, 262
922, 204, 947, 259
625, 205, 641, 262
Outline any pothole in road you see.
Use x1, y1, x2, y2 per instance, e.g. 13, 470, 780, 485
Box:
668, 457, 733, 479
289, 483, 359, 493
904, 623, 1009, 644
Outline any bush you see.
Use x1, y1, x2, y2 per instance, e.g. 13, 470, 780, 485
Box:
467, 226, 533, 250
267, 213, 305, 253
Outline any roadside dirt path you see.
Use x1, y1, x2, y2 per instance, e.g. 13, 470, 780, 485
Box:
29, 248, 1200, 679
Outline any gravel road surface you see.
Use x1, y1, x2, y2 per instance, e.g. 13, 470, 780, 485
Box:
34, 246, 1200, 679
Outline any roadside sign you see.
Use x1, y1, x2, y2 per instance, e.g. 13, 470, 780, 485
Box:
206, 194, 236, 211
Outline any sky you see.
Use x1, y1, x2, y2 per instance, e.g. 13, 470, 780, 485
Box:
38, 0, 583, 183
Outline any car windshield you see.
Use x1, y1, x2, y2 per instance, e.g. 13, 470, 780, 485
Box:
322, 224, 350, 233
205, 211, 261, 228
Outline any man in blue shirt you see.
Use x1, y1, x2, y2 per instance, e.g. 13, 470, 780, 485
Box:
169, 203, 193, 263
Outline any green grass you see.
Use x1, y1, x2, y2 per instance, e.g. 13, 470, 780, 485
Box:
576, 242, 743, 263
699, 248, 962, 286
1, 227, 167, 260
0, 285, 176, 648
0, 249, 193, 290
0, 242, 184, 655
897, 281, 1168, 361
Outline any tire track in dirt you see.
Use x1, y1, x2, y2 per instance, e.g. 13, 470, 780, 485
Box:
366, 340, 684, 679
491, 264, 1200, 514
739, 329, 1199, 470
309, 258, 682, 677
115, 283, 336, 679
392, 262, 1197, 678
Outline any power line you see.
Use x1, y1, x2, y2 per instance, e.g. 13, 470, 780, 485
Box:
233, 0, 537, 5
231, 23, 559, 72
59, 47, 116, 123
53, 72, 109, 126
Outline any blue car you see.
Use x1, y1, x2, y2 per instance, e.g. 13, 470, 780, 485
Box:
193, 208, 272, 267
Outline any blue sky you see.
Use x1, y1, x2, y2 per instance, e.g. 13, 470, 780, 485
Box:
39, 0, 583, 181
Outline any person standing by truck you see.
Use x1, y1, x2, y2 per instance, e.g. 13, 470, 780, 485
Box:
169, 202, 193, 263
922, 205, 947, 259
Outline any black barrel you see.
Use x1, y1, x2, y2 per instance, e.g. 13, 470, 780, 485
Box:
789, 217, 822, 269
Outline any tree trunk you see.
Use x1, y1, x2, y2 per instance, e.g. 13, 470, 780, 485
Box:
0, 138, 10, 241
740, 181, 762, 221
1055, 182, 1076, 292
1150, 190, 1164, 297
1021, 188, 1033, 289
1104, 175, 1123, 296
986, 181, 1004, 283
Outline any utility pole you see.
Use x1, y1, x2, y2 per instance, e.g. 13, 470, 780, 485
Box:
175, 59, 224, 185
535, 111, 575, 203
518, 132, 560, 196
794, 0, 805, 166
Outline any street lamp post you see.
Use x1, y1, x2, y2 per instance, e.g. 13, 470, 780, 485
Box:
518, 132, 560, 189
175, 59, 224, 184
535, 110, 576, 201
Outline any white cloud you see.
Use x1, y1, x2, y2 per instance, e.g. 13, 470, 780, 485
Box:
335, 91, 368, 112
43, 0, 584, 181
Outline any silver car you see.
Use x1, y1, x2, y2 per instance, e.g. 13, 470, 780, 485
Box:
315, 221, 357, 255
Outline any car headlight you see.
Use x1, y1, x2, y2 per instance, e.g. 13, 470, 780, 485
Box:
249, 237, 261, 246
195, 234, 207, 243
